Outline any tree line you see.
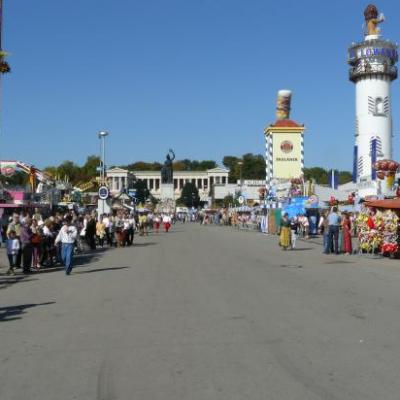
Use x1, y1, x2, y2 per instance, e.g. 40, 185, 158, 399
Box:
0, 154, 353, 187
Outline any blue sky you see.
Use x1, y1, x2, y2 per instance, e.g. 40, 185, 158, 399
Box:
1, 0, 400, 170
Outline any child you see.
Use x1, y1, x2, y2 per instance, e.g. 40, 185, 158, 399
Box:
6, 230, 20, 275
290, 217, 299, 250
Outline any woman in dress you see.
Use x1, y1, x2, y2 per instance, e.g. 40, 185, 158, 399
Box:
96, 217, 106, 248
342, 213, 353, 255
279, 213, 291, 250
30, 219, 42, 270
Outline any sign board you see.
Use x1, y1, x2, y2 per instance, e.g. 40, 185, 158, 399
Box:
128, 189, 137, 198
98, 186, 109, 200
272, 133, 303, 179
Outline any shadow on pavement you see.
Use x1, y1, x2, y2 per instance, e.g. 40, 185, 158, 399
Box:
291, 248, 314, 251
133, 242, 157, 247
73, 266, 130, 275
0, 275, 39, 290
31, 252, 102, 274
0, 301, 56, 322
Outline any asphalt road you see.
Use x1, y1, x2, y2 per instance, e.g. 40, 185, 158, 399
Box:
1, 224, 400, 400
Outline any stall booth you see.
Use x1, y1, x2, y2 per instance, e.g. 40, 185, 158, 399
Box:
357, 198, 400, 257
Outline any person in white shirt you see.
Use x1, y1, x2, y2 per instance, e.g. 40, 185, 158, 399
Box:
163, 214, 172, 233
55, 216, 78, 275
128, 215, 136, 244
102, 214, 111, 245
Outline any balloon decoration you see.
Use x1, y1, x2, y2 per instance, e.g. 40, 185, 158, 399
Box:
373, 159, 399, 189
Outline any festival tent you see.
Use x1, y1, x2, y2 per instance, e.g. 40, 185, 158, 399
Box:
313, 185, 349, 202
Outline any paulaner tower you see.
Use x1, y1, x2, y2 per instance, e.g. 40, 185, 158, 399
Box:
348, 5, 398, 187
264, 90, 305, 194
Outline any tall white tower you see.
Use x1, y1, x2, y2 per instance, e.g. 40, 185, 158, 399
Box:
348, 4, 398, 188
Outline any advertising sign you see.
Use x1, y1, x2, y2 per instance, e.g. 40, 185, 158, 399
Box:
371, 139, 377, 181
128, 189, 137, 198
272, 133, 302, 179
98, 186, 109, 200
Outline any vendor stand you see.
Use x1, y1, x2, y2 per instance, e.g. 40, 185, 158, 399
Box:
357, 198, 400, 257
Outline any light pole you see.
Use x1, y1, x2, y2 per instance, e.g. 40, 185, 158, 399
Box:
98, 130, 109, 215
98, 130, 109, 185
238, 161, 243, 190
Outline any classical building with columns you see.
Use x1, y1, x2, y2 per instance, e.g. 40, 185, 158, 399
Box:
106, 167, 229, 201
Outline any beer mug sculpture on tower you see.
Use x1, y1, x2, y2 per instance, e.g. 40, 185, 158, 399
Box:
276, 90, 292, 120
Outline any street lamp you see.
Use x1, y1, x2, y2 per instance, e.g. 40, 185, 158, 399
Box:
98, 130, 109, 185
238, 161, 243, 190
98, 130, 109, 215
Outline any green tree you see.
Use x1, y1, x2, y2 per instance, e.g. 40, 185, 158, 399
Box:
57, 160, 80, 183
241, 153, 265, 180
223, 156, 240, 183
126, 161, 162, 171
223, 194, 234, 208
178, 182, 200, 208
198, 160, 217, 170
304, 167, 328, 185
81, 155, 101, 179
43, 166, 58, 178
339, 170, 353, 184
132, 179, 150, 204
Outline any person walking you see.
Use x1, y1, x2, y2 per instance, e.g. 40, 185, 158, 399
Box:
40, 219, 54, 267
7, 213, 22, 268
326, 207, 341, 255
102, 214, 111, 246
6, 230, 19, 275
342, 213, 353, 255
96, 216, 106, 248
20, 217, 33, 274
55, 216, 78, 275
30, 219, 42, 270
290, 217, 299, 249
85, 214, 96, 250
128, 214, 136, 244
163, 214, 172, 233
318, 211, 330, 254
279, 213, 291, 250
154, 214, 161, 233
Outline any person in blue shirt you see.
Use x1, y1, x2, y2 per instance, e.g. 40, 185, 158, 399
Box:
325, 207, 341, 255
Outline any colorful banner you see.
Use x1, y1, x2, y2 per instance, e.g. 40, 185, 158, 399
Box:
371, 139, 377, 181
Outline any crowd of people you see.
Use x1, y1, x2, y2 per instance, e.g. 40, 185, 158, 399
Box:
279, 207, 355, 254
2, 208, 175, 276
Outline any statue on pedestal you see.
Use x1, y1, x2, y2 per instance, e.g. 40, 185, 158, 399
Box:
161, 149, 175, 184
364, 4, 384, 36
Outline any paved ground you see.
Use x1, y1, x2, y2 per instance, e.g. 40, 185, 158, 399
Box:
1, 224, 400, 400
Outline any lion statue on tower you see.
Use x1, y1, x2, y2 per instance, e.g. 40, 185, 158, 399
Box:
364, 4, 384, 36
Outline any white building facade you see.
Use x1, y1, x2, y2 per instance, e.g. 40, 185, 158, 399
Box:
106, 167, 229, 201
